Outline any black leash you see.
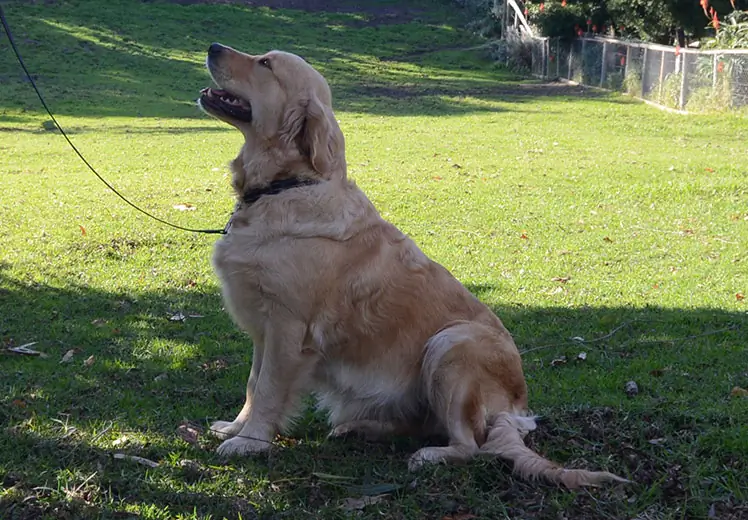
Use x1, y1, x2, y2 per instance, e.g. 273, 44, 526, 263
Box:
0, 3, 226, 235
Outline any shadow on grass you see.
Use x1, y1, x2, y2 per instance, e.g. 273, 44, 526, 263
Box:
1, 271, 746, 518
0, 0, 627, 121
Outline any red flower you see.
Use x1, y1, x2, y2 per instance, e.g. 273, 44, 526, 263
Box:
524, 7, 528, 16
587, 18, 592, 26
620, 56, 626, 66
717, 61, 724, 73
674, 44, 680, 56
619, 24, 625, 31
700, 0, 709, 17
577, 28, 584, 37
592, 24, 598, 32
562, 0, 567, 6
712, 11, 720, 31
539, 3, 545, 12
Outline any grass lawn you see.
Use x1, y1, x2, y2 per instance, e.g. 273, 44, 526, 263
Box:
1, 0, 747, 518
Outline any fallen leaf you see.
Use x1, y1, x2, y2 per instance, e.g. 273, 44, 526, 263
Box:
60, 349, 77, 364
7, 342, 47, 357
173, 203, 196, 211
83, 355, 95, 367
680, 229, 694, 236
603, 236, 613, 243
432, 176, 442, 181
12, 399, 27, 408
650, 369, 664, 377
452, 163, 462, 169
113, 453, 159, 468
551, 356, 567, 366
736, 292, 745, 301
169, 312, 186, 322
91, 319, 107, 327
79, 225, 87, 236
177, 422, 201, 445
340, 495, 386, 511
625, 380, 639, 397
577, 352, 587, 361
551, 276, 571, 283
730, 386, 748, 398
704, 167, 714, 173
520, 232, 529, 239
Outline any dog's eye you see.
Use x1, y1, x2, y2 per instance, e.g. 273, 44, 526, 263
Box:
259, 57, 271, 69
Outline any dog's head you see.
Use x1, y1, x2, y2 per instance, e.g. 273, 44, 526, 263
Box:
198, 43, 346, 194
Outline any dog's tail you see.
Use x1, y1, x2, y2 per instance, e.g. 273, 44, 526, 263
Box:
479, 412, 630, 489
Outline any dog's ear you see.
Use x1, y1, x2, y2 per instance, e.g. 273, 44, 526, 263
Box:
281, 94, 344, 176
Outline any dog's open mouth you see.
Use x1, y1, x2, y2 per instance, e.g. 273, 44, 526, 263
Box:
199, 87, 252, 122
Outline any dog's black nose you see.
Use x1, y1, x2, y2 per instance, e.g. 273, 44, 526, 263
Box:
208, 43, 225, 57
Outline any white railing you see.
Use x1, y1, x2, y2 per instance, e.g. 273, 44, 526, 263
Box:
530, 35, 748, 113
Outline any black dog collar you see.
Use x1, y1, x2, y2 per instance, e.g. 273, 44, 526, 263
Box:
223, 177, 319, 234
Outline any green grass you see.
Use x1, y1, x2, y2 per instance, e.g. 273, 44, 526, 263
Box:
1, 0, 747, 518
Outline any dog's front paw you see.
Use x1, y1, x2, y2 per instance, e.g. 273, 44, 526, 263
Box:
209, 420, 243, 440
216, 435, 272, 458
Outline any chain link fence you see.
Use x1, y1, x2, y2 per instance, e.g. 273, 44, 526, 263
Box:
531, 36, 748, 113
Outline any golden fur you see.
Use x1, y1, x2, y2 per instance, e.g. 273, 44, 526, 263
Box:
197, 44, 628, 488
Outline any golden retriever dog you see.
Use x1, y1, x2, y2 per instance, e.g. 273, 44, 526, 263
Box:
197, 42, 628, 489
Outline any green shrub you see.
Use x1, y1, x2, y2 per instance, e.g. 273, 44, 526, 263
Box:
623, 66, 643, 96
686, 78, 733, 112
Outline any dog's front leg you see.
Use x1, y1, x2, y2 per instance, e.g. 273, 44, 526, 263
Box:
210, 335, 265, 440
216, 320, 315, 457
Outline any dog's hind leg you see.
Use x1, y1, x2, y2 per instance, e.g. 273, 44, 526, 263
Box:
408, 323, 500, 471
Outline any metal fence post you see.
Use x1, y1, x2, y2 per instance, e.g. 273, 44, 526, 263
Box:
641, 47, 649, 96
658, 50, 666, 100
600, 41, 608, 87
679, 52, 688, 109
568, 41, 573, 79
581, 38, 587, 82
713, 54, 718, 88
556, 38, 560, 78
624, 45, 631, 81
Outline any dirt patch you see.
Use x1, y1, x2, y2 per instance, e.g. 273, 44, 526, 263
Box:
160, 0, 427, 25
346, 81, 609, 101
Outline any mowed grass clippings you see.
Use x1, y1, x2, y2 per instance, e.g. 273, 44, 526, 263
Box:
1, 0, 747, 519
